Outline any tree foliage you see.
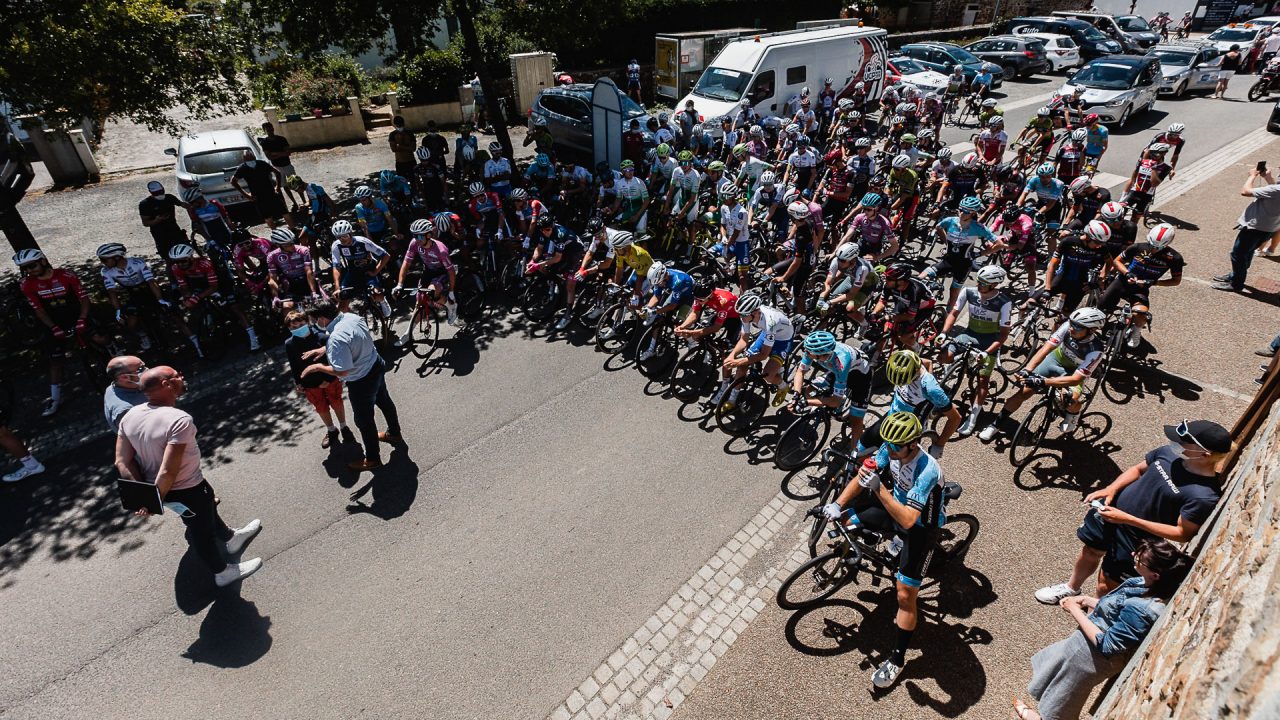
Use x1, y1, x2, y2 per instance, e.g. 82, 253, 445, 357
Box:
0, 0, 249, 135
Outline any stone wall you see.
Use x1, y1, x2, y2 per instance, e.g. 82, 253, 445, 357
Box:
262, 97, 367, 150
1094, 390, 1280, 718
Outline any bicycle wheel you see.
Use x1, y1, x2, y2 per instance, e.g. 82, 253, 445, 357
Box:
455, 270, 488, 321
1008, 399, 1053, 468
669, 343, 720, 401
775, 409, 832, 470
636, 322, 677, 378
499, 257, 528, 300
1093, 329, 1125, 408
594, 302, 634, 354
714, 375, 770, 435
776, 549, 856, 610
523, 275, 561, 322
927, 513, 980, 578
405, 304, 440, 358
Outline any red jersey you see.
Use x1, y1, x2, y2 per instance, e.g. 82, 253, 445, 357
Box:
1128, 158, 1171, 194
622, 130, 646, 165
21, 268, 87, 317
692, 288, 739, 324
171, 258, 220, 294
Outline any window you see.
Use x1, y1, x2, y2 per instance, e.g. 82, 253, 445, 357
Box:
692, 66, 752, 102
562, 97, 591, 122
991, 40, 1015, 51
539, 95, 572, 118
786, 66, 806, 85
748, 70, 775, 104
184, 149, 248, 175
970, 41, 991, 52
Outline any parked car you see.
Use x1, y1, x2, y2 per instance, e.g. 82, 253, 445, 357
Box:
165, 129, 265, 208
1148, 42, 1223, 97
1204, 24, 1266, 56
1268, 97, 1280, 132
1022, 32, 1084, 72
530, 84, 654, 160
1115, 15, 1163, 49
897, 42, 1004, 88
964, 35, 1050, 78
886, 56, 949, 95
1248, 16, 1280, 31
997, 16, 1124, 60
1061, 55, 1160, 125
1051, 11, 1146, 53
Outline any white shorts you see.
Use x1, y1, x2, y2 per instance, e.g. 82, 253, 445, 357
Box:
1219, 70, 1235, 81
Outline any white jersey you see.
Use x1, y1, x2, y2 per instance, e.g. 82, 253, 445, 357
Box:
483, 157, 512, 187
720, 203, 748, 243
101, 257, 155, 290
787, 149, 819, 169
743, 305, 794, 344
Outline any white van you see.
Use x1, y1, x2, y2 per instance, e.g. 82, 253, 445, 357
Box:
676, 25, 889, 127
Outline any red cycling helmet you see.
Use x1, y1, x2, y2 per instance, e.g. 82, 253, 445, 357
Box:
1084, 113, 1100, 125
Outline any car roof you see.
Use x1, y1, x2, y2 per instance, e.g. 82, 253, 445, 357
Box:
709, 26, 885, 72
1083, 54, 1150, 67
904, 41, 963, 49
178, 129, 255, 152
1019, 31, 1071, 40
977, 34, 1034, 42
1150, 43, 1200, 53
1014, 16, 1094, 29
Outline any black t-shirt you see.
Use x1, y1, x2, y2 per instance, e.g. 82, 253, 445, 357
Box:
1222, 52, 1241, 72
258, 135, 292, 167
285, 329, 336, 388
1118, 242, 1185, 283
1114, 444, 1223, 531
233, 160, 279, 197
422, 132, 449, 161
138, 193, 183, 235
1074, 187, 1111, 224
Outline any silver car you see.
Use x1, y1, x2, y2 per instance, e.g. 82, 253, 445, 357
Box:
164, 129, 266, 207
529, 85, 655, 161
1061, 55, 1161, 125
1148, 43, 1223, 97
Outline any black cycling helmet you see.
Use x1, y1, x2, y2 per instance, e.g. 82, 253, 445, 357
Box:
585, 216, 604, 235
883, 262, 912, 281
535, 213, 556, 231
1001, 205, 1023, 224
692, 279, 715, 299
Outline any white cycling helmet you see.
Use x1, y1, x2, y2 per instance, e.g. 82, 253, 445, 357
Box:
331, 220, 354, 237
749, 124, 764, 137
270, 227, 296, 245
607, 230, 635, 250
409, 218, 432, 235
855, 81, 866, 90
787, 201, 810, 221
838, 98, 854, 111
1147, 222, 1176, 249
1037, 106, 1052, 117
975, 265, 1007, 286
1071, 128, 1087, 142
488, 141, 503, 154
835, 242, 860, 261
1069, 176, 1092, 195
734, 293, 762, 315
785, 123, 801, 135
180, 187, 204, 203
1167, 122, 1185, 134
937, 147, 953, 160
961, 152, 979, 169
1084, 219, 1112, 244
434, 214, 454, 235
1099, 201, 1126, 221
759, 171, 777, 186
646, 262, 668, 286
354, 185, 373, 198
167, 244, 196, 261
1148, 142, 1170, 154
1068, 306, 1107, 330
96, 242, 127, 258
13, 248, 45, 266
890, 114, 905, 125
415, 147, 431, 161
783, 189, 801, 206
891, 154, 913, 169
468, 181, 486, 195
981, 98, 998, 108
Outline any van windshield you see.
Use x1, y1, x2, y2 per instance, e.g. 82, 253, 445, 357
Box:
692, 67, 751, 102
1117, 16, 1151, 31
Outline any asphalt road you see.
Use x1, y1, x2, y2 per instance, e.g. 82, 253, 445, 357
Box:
1, 77, 1278, 720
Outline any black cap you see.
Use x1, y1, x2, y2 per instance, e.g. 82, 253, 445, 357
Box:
1164, 420, 1232, 454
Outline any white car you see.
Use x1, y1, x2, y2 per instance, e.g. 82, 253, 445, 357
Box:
1021, 32, 1082, 72
887, 56, 949, 96
1061, 55, 1161, 125
1203, 24, 1264, 55
164, 129, 266, 208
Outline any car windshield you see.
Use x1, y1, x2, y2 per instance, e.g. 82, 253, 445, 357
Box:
1078, 24, 1109, 41
1072, 62, 1138, 89
945, 46, 981, 64
892, 57, 928, 74
184, 148, 247, 175
1149, 49, 1193, 66
1208, 28, 1258, 42
619, 93, 646, 119
1117, 16, 1151, 31
692, 67, 750, 102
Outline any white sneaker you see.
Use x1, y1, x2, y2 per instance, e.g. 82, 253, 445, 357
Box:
1060, 413, 1080, 433
638, 347, 656, 362
958, 408, 981, 436
872, 659, 903, 689
597, 326, 616, 341
393, 332, 412, 349
446, 301, 459, 326
224, 519, 262, 555
585, 303, 605, 320
977, 423, 999, 442
555, 313, 571, 330
1034, 582, 1080, 605
1125, 324, 1141, 349
2, 461, 45, 483
41, 399, 60, 417
214, 558, 263, 587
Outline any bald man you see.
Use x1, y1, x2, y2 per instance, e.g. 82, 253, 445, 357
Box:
104, 355, 148, 432
115, 366, 263, 587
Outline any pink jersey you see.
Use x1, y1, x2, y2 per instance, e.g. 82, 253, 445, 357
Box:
407, 237, 455, 272
267, 245, 312, 279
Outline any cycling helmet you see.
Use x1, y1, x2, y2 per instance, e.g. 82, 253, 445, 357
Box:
961, 152, 979, 169
1036, 161, 1056, 176
838, 98, 854, 111
354, 185, 373, 198
656, 143, 671, 158
180, 187, 204, 203
890, 114, 905, 125
1084, 113, 1100, 124
854, 137, 872, 149
937, 147, 953, 160
433, 214, 454, 235
1068, 306, 1107, 330
13, 248, 45, 267
797, 135, 811, 146
379, 169, 397, 183
891, 154, 913, 169
835, 242, 860, 261
785, 123, 801, 135
855, 81, 866, 90
1167, 122, 1185, 134
584, 216, 604, 235
462, 145, 476, 161
733, 293, 762, 315
506, 188, 528, 202
692, 279, 715, 299
759, 171, 777, 186
658, 112, 669, 124
749, 124, 764, 137
783, 189, 801, 205
620, 159, 636, 170
1071, 85, 1085, 95
270, 227, 296, 245
861, 192, 883, 208
331, 220, 354, 237
468, 181, 486, 196
415, 147, 431, 162
882, 262, 912, 281
718, 183, 737, 199
896, 101, 914, 114
803, 331, 838, 356
885, 349, 923, 386
919, 128, 936, 140
989, 116, 1005, 127
167, 244, 196, 261
1001, 205, 1023, 223
981, 98, 998, 109
1084, 219, 1112, 244
1037, 106, 1052, 117
983, 62, 997, 72
1100, 201, 1126, 221
534, 152, 551, 167
96, 242, 127, 259
787, 201, 810, 220
1147, 222, 1176, 249
848, 110, 862, 121
976, 265, 1008, 286
731, 143, 748, 157
488, 141, 502, 154
1148, 142, 1170, 154
900, 133, 917, 145
1069, 176, 1092, 195
608, 230, 635, 249
903, 85, 919, 97
958, 195, 984, 214
1071, 128, 1087, 142
646, 262, 668, 286
707, 161, 725, 172
676, 150, 694, 163
535, 213, 557, 231
880, 411, 923, 446
824, 76, 833, 85
403, 218, 430, 236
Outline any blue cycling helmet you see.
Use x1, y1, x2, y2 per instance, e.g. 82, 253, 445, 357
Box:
861, 192, 883, 208
958, 196, 984, 214
379, 169, 397, 183
803, 331, 837, 356
1036, 161, 1056, 177
535, 153, 551, 167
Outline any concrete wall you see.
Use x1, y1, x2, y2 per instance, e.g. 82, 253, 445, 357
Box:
262, 97, 366, 150
1094, 392, 1280, 719
16, 116, 100, 185
386, 92, 463, 131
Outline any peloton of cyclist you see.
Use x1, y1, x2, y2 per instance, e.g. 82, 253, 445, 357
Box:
168, 243, 260, 351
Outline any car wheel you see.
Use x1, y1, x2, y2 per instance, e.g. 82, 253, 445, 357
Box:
1119, 105, 1132, 126
1002, 63, 1019, 80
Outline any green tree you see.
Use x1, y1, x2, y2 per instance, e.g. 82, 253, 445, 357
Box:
231, 0, 446, 62
0, 0, 249, 135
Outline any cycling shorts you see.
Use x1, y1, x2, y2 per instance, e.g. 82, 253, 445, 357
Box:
1032, 353, 1083, 390
1121, 190, 1153, 214
748, 333, 792, 363
930, 251, 976, 288
339, 268, 382, 291
713, 239, 751, 268
947, 331, 1000, 377
848, 488, 938, 588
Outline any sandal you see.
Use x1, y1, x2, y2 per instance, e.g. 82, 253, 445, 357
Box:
1012, 697, 1039, 720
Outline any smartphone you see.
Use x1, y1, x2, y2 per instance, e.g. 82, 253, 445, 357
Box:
1258, 161, 1268, 173
1090, 499, 1106, 510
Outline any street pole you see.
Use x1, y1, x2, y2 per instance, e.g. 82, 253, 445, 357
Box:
0, 204, 38, 254
452, 0, 514, 158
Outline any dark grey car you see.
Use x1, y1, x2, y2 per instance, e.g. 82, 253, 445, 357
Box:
529, 85, 653, 161
964, 35, 1051, 78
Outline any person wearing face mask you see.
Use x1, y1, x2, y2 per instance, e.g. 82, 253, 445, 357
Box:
137, 180, 189, 259
1, 378, 44, 483
1034, 419, 1232, 606
231, 150, 289, 228
284, 311, 350, 450
103, 355, 148, 433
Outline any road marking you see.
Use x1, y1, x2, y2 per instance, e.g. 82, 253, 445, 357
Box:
1002, 89, 1062, 112
1152, 127, 1276, 210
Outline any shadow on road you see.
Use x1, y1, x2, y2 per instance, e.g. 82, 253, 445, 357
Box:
181, 593, 273, 667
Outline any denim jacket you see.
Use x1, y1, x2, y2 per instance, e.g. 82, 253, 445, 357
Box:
1088, 576, 1166, 658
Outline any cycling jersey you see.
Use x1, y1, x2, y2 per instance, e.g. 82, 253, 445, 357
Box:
302, 182, 330, 216
800, 342, 870, 402
657, 268, 694, 305
750, 184, 782, 213
558, 165, 592, 189
669, 166, 701, 207
1024, 116, 1053, 134
888, 168, 920, 197
852, 212, 895, 253
1047, 321, 1104, 374
188, 200, 232, 240
626, 62, 641, 84
975, 129, 1008, 162
741, 305, 794, 344
848, 154, 876, 184
511, 198, 547, 225
890, 369, 951, 416
330, 236, 387, 270
692, 288, 738, 324
355, 199, 391, 234
945, 166, 982, 198
614, 244, 654, 277
869, 445, 945, 527
1025, 176, 1065, 203
22, 269, 87, 319
1149, 132, 1183, 157
171, 258, 220, 294
993, 213, 1035, 250
720, 203, 748, 243
650, 157, 677, 182
953, 286, 1011, 335
468, 192, 504, 234
885, 276, 935, 316
267, 246, 312, 280
407, 237, 454, 273
378, 175, 412, 200
1051, 238, 1106, 282
101, 258, 155, 291
735, 157, 772, 190
615, 176, 649, 218
1128, 159, 1171, 195
524, 163, 556, 183
972, 72, 994, 90
483, 157, 513, 188
538, 225, 583, 259
936, 215, 996, 255
828, 256, 873, 287
928, 159, 954, 182
1118, 242, 1184, 283
1086, 124, 1110, 156
234, 238, 272, 283
1056, 141, 1086, 179
1072, 187, 1111, 224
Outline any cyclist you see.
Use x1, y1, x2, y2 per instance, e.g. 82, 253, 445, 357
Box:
934, 152, 984, 220
376, 168, 413, 207
975, 117, 1008, 170
410, 148, 448, 211
483, 142, 513, 197
925, 196, 997, 308
748, 171, 786, 243
605, 229, 653, 313
1055, 128, 1089, 185
453, 124, 479, 182
613, 160, 651, 232
924, 147, 955, 199
846, 137, 877, 201
871, 263, 937, 352
972, 63, 997, 97
329, 220, 392, 319
96, 242, 174, 352
523, 152, 557, 199
984, 160, 1027, 224
265, 228, 319, 312
816, 241, 876, 329
666, 151, 703, 251
1051, 86, 1087, 129
466, 181, 508, 248
181, 189, 235, 273
733, 145, 774, 195
648, 143, 677, 198
1041, 219, 1112, 312
1099, 223, 1183, 349
771, 201, 817, 315
987, 204, 1039, 289
841, 192, 898, 261
936, 265, 1013, 435
1083, 113, 1110, 171
1063, 176, 1112, 229
556, 158, 593, 217
1148, 122, 1186, 171
821, 410, 946, 690
15, 249, 104, 416
232, 231, 273, 302
886, 154, 922, 245
675, 279, 740, 344
1015, 107, 1056, 162
788, 330, 875, 445
1018, 162, 1067, 254
636, 262, 695, 362
507, 188, 547, 246
978, 306, 1107, 441
976, 97, 1004, 129
167, 243, 260, 351
712, 293, 794, 408
353, 185, 399, 246
527, 214, 585, 327
1123, 143, 1173, 224
784, 135, 820, 192
709, 184, 749, 291
394, 218, 460, 336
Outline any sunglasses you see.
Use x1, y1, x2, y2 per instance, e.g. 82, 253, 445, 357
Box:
1175, 419, 1211, 453
1068, 320, 1088, 332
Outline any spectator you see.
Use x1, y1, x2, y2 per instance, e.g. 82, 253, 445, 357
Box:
257, 122, 299, 209
626, 58, 642, 104
1013, 539, 1193, 720
1261, 28, 1280, 68
115, 366, 263, 587
420, 120, 450, 173
231, 149, 289, 228
677, 100, 698, 148
284, 311, 350, 449
1211, 164, 1280, 292
137, 181, 188, 259
454, 123, 479, 182
103, 355, 147, 432
1035, 420, 1231, 605
1259, 332, 1280, 358
622, 118, 646, 168
1, 379, 44, 483
302, 300, 403, 471
470, 74, 488, 131
1214, 45, 1241, 99
523, 117, 555, 157
388, 115, 417, 180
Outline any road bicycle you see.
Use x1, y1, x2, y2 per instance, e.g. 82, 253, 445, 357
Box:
668, 330, 731, 402
713, 361, 786, 435
933, 335, 1010, 422
1007, 373, 1089, 467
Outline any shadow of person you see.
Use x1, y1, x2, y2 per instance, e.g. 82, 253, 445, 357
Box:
346, 447, 419, 520
181, 593, 272, 668
174, 546, 218, 616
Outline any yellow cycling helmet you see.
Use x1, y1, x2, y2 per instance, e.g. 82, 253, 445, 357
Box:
885, 349, 922, 387
879, 411, 923, 446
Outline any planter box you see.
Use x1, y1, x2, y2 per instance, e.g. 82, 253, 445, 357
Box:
263, 97, 367, 150
387, 92, 463, 131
